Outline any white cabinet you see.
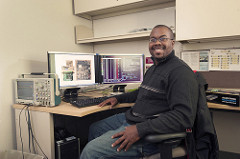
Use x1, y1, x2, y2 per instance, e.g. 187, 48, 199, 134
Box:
176, 0, 240, 42
74, 0, 143, 14
75, 4, 176, 44
74, 0, 174, 19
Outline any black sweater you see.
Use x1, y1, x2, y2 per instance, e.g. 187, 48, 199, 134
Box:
115, 51, 199, 137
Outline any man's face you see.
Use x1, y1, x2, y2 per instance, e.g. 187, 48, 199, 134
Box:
149, 27, 175, 59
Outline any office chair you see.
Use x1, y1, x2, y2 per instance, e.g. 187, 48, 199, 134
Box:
143, 132, 187, 159
141, 72, 219, 159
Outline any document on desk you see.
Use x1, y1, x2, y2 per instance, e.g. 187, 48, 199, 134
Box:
181, 50, 209, 71
209, 48, 240, 71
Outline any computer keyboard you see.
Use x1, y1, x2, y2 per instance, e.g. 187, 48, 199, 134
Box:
69, 96, 109, 108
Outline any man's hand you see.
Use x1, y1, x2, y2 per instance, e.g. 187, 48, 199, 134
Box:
111, 125, 140, 152
98, 97, 118, 109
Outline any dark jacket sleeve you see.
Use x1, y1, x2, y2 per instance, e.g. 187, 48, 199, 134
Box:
136, 66, 199, 137
114, 89, 139, 103
114, 66, 153, 104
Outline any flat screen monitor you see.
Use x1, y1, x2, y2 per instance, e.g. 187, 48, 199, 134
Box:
47, 51, 96, 90
100, 54, 144, 84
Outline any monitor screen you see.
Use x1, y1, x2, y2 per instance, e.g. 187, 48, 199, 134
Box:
48, 52, 96, 89
100, 54, 144, 84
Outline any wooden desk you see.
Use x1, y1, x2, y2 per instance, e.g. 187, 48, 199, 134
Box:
13, 101, 134, 117
208, 102, 240, 112
13, 101, 240, 117
13, 101, 240, 159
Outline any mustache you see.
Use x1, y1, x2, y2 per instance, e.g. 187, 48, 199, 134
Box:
151, 45, 166, 50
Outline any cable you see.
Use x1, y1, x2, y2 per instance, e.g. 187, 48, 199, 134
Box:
19, 105, 48, 159
25, 106, 48, 159
19, 105, 28, 159
24, 108, 31, 153
26, 106, 36, 153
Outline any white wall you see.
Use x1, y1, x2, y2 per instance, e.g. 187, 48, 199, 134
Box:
0, 0, 92, 151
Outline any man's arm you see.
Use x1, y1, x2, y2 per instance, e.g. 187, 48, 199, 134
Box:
98, 89, 139, 108
115, 89, 139, 103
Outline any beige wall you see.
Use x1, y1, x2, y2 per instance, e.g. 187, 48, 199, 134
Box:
0, 0, 92, 151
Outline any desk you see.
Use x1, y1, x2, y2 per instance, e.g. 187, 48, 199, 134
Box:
13, 101, 133, 118
208, 102, 240, 112
13, 102, 240, 159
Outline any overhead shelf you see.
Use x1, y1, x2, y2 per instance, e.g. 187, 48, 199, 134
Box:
179, 35, 240, 44
76, 30, 151, 44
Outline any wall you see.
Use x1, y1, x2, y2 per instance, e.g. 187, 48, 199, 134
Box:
183, 40, 240, 89
0, 0, 92, 152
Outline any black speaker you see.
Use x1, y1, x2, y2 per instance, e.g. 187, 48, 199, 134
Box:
55, 136, 80, 159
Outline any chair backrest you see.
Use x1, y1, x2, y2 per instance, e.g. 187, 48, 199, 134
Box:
186, 71, 219, 159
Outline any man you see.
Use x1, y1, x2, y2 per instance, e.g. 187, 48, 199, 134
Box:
80, 25, 198, 159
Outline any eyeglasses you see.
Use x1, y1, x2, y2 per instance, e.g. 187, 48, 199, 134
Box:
149, 37, 173, 43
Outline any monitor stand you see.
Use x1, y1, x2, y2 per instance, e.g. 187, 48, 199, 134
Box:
63, 88, 80, 99
113, 85, 127, 93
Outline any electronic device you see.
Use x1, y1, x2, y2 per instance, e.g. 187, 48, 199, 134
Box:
48, 52, 144, 99
55, 136, 80, 159
206, 88, 240, 107
47, 51, 98, 98
70, 96, 109, 108
48, 51, 97, 88
100, 54, 144, 84
15, 73, 61, 107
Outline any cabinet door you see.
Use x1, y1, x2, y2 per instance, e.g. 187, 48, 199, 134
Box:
74, 0, 145, 14
176, 0, 240, 41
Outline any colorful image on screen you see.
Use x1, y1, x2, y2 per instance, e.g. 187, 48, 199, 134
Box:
100, 54, 144, 84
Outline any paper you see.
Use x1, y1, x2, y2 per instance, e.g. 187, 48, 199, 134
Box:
209, 49, 240, 71
181, 50, 209, 71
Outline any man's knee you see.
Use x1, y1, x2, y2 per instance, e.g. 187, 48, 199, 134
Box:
81, 140, 98, 158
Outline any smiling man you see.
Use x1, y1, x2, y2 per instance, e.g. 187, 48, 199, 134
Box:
149, 25, 175, 61
79, 25, 199, 159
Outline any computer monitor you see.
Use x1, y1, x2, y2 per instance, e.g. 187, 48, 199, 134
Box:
47, 51, 97, 97
100, 54, 144, 85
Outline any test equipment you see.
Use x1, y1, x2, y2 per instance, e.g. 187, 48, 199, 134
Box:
15, 73, 61, 107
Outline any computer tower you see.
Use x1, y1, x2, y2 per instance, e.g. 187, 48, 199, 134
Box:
55, 136, 80, 159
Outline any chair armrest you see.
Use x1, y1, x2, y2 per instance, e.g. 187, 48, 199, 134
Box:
145, 132, 187, 159
145, 132, 187, 143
